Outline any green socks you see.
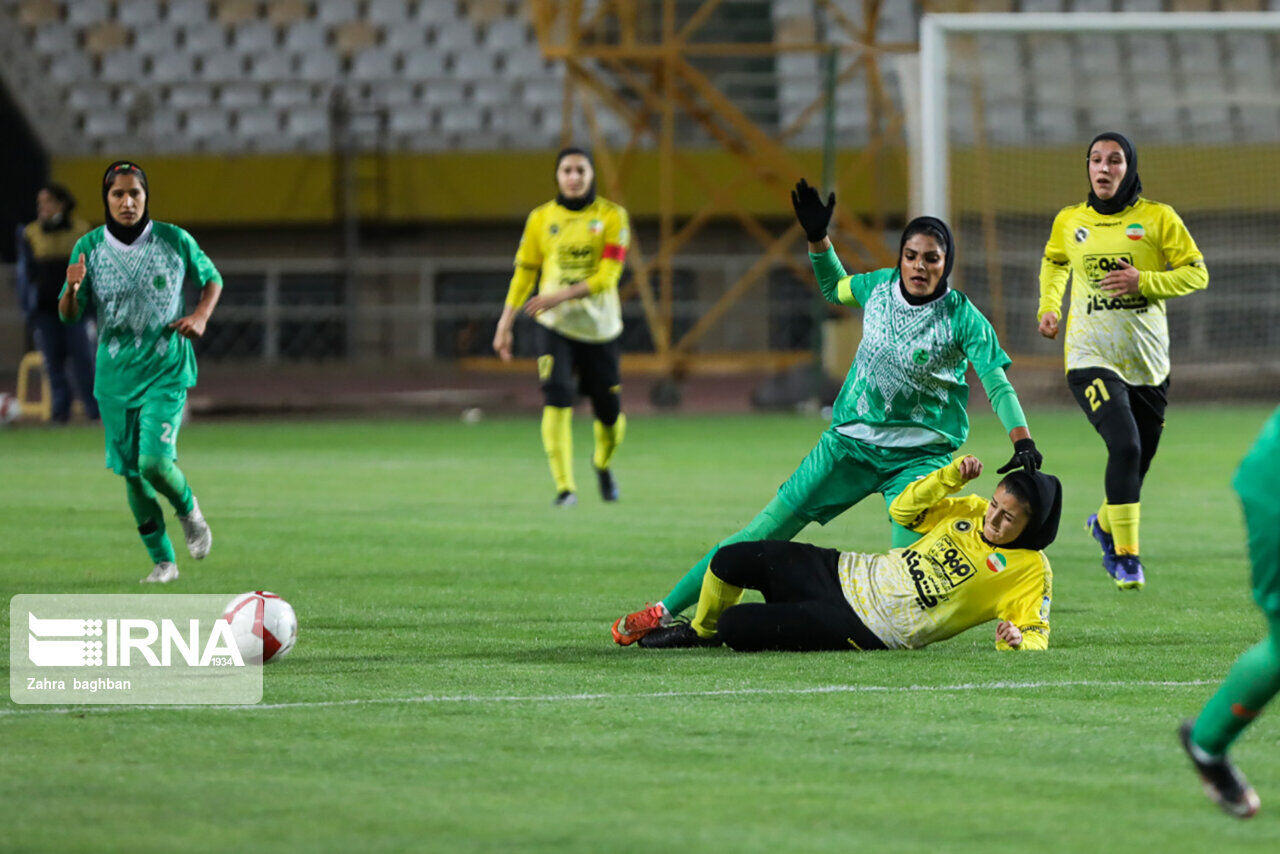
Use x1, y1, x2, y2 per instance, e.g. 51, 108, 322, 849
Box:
1192, 629, 1280, 756
126, 476, 175, 564
662, 496, 807, 615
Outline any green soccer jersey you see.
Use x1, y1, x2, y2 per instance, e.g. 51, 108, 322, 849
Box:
812, 248, 1012, 452
61, 222, 221, 405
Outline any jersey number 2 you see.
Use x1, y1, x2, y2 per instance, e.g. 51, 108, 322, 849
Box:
160, 422, 174, 444
1083, 378, 1111, 412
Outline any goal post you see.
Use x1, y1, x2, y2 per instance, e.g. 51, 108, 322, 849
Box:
914, 11, 1280, 383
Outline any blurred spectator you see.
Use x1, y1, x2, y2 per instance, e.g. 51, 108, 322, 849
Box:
15, 183, 99, 422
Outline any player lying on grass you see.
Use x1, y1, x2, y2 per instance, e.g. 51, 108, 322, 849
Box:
612, 181, 1042, 645
59, 161, 220, 584
635, 456, 1059, 652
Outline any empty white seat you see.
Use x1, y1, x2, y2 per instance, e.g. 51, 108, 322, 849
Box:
315, 0, 359, 24
268, 81, 316, 107
197, 51, 243, 80
100, 51, 145, 82
248, 51, 293, 81
424, 78, 468, 106
284, 105, 330, 137
84, 107, 127, 136
297, 50, 340, 81
34, 23, 75, 54
366, 0, 410, 24
50, 51, 94, 84
168, 83, 214, 108
182, 23, 226, 53
232, 21, 277, 53
519, 77, 561, 108
147, 107, 182, 141
489, 103, 539, 135
219, 83, 263, 107
483, 19, 529, 51
351, 48, 397, 81
432, 19, 477, 49
67, 82, 116, 110
471, 79, 516, 107
450, 50, 493, 79
117, 0, 162, 26
283, 20, 327, 51
67, 0, 109, 27
439, 104, 483, 134
132, 21, 183, 55
411, 2, 461, 25
187, 107, 231, 135
236, 106, 281, 136
150, 50, 194, 80
388, 106, 433, 134
383, 25, 426, 51
166, 0, 211, 25
401, 50, 446, 78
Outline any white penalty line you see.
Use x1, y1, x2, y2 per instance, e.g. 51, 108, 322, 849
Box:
1, 678, 1216, 717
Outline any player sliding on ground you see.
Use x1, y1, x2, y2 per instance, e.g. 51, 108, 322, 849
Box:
58, 161, 222, 583
492, 147, 630, 507
635, 456, 1059, 651
1038, 132, 1208, 590
1178, 406, 1280, 819
613, 180, 1042, 645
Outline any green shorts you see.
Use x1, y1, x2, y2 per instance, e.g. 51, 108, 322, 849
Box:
98, 390, 186, 478
777, 428, 955, 525
1234, 408, 1280, 619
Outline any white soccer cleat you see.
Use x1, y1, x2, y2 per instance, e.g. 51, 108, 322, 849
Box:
178, 497, 212, 559
141, 561, 179, 584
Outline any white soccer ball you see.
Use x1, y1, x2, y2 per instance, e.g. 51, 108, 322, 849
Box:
221, 591, 297, 664
0, 393, 21, 424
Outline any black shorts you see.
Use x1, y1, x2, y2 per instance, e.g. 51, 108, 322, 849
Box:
536, 325, 621, 408
1066, 367, 1168, 430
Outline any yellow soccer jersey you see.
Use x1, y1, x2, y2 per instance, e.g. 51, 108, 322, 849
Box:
837, 460, 1053, 651
1038, 198, 1207, 386
505, 196, 630, 344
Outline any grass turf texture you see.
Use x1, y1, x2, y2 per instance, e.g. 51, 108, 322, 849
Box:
2, 406, 1278, 852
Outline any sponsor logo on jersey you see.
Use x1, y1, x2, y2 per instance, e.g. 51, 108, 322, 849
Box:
152, 275, 166, 290
954, 519, 972, 532
911, 348, 930, 366
1073, 226, 1089, 244
1125, 223, 1145, 240
903, 550, 939, 610
986, 553, 1007, 573
925, 535, 977, 588
549, 224, 559, 236
1087, 293, 1149, 314
588, 219, 603, 235
1083, 253, 1133, 281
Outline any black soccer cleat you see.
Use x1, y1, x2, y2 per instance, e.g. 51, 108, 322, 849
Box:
596, 467, 619, 502
1178, 719, 1260, 819
637, 620, 721, 649
553, 491, 578, 507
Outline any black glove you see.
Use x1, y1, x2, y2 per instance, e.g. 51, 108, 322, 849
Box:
997, 438, 1043, 474
791, 178, 835, 243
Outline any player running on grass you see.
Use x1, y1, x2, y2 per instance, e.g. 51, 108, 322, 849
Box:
613, 180, 1043, 645
58, 161, 221, 583
637, 456, 1059, 651
1178, 406, 1280, 819
492, 147, 630, 507
1038, 132, 1208, 591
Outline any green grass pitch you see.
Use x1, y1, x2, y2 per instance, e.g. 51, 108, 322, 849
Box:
2, 405, 1278, 852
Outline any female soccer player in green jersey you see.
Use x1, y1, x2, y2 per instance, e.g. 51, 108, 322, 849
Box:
1038, 132, 1208, 590
612, 180, 1042, 645
58, 161, 223, 583
492, 148, 630, 506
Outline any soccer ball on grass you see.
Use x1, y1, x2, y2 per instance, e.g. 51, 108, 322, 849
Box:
221, 591, 297, 664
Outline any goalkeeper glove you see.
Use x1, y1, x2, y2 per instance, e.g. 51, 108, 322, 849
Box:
997, 438, 1043, 474
791, 178, 836, 243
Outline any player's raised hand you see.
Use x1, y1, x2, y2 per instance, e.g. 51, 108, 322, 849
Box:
1098, 257, 1141, 295
169, 313, 207, 339
995, 620, 1023, 648
997, 437, 1043, 474
1038, 310, 1059, 339
66, 253, 86, 291
957, 455, 982, 481
791, 178, 835, 243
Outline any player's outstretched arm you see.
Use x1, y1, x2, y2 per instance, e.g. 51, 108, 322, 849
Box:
170, 279, 222, 339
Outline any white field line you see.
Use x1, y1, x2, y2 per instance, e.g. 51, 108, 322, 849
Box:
0, 678, 1216, 717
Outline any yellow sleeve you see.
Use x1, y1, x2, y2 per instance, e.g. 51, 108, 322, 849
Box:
505, 210, 543, 308
583, 204, 630, 296
888, 459, 968, 532
995, 556, 1052, 651
1138, 206, 1209, 300
1038, 208, 1071, 321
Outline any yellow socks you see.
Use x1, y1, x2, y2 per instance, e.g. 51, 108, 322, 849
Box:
690, 568, 744, 638
1108, 502, 1141, 555
541, 406, 575, 494
1096, 502, 1112, 534
592, 414, 626, 471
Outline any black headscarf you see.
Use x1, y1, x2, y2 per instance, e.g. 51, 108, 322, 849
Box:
38, 182, 76, 232
897, 215, 954, 305
554, 146, 596, 211
1085, 131, 1142, 215
997, 470, 1063, 552
101, 160, 150, 245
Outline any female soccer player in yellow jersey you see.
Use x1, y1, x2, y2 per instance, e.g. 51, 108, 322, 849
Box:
493, 148, 630, 506
1038, 132, 1207, 591
637, 455, 1060, 652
